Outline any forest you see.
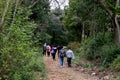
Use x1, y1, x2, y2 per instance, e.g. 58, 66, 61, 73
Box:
0, 0, 120, 80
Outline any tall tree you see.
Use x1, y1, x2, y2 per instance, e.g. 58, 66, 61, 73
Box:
95, 0, 120, 45
48, 8, 68, 45
63, 0, 117, 43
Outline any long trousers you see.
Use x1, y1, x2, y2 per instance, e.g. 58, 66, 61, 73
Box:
52, 53, 56, 60
47, 51, 50, 56
67, 58, 72, 67
59, 57, 64, 66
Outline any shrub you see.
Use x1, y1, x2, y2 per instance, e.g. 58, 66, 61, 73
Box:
0, 6, 39, 80
101, 45, 120, 67
79, 32, 120, 67
68, 42, 81, 50
110, 55, 120, 71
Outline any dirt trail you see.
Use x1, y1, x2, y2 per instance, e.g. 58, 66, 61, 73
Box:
44, 55, 99, 80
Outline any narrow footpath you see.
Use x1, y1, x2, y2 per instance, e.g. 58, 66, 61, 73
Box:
44, 55, 100, 80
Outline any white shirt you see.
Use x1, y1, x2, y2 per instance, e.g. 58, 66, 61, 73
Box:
66, 49, 74, 59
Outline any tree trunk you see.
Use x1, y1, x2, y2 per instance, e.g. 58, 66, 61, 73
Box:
89, 21, 94, 37
114, 0, 120, 45
11, 0, 19, 25
81, 22, 85, 42
97, 0, 120, 45
0, 0, 10, 28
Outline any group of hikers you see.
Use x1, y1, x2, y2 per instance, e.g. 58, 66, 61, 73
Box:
42, 43, 74, 68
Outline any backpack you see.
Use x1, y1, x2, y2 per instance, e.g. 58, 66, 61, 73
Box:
51, 48, 55, 54
46, 45, 51, 52
43, 45, 46, 50
59, 49, 65, 57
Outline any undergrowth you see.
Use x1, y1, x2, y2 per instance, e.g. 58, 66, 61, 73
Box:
72, 32, 120, 75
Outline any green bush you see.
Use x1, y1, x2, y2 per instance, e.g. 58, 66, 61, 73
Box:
0, 1, 48, 80
98, 66, 105, 71
110, 55, 120, 71
79, 32, 120, 67
82, 33, 106, 60
101, 45, 120, 67
0, 6, 45, 80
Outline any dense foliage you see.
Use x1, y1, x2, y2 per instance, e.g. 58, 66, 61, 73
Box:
47, 8, 69, 45
0, 0, 49, 80
63, 0, 120, 71
1, 0, 120, 79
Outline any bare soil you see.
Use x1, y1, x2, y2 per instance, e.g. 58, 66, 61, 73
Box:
43, 55, 101, 80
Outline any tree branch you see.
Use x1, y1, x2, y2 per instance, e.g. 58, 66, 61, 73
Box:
95, 0, 113, 17
29, 0, 39, 8
0, 0, 10, 27
11, 0, 19, 25
54, 0, 60, 9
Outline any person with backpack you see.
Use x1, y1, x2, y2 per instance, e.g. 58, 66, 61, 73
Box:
59, 46, 65, 68
46, 45, 51, 57
57, 46, 63, 58
51, 46, 56, 60
66, 47, 74, 67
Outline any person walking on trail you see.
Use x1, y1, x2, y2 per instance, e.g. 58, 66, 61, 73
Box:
51, 46, 56, 60
66, 47, 74, 67
53, 46, 57, 55
59, 47, 66, 67
42, 43, 47, 56
57, 46, 63, 58
46, 45, 51, 57
53, 46, 57, 60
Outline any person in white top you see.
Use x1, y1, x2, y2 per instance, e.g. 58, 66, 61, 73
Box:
66, 47, 74, 67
